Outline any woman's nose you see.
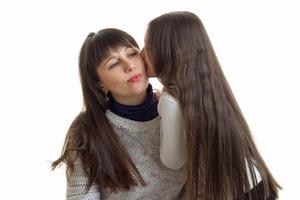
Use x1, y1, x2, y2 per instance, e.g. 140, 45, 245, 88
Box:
123, 60, 135, 72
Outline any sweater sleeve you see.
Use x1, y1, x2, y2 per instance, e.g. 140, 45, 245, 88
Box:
66, 156, 101, 200
158, 92, 186, 170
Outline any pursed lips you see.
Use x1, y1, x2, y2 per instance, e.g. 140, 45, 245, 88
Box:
128, 73, 142, 82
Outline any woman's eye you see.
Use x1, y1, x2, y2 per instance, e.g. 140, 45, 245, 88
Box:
109, 62, 120, 69
129, 51, 138, 57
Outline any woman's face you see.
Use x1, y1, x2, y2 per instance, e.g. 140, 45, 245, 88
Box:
97, 46, 148, 105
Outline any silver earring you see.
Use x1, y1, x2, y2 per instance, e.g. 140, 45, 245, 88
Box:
104, 90, 109, 102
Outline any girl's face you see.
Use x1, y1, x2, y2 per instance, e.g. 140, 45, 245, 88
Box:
141, 45, 156, 78
97, 46, 148, 105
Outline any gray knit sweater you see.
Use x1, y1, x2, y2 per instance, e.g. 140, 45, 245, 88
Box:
66, 110, 186, 200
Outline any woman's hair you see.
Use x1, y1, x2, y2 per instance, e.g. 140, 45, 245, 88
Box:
145, 11, 281, 200
52, 28, 145, 192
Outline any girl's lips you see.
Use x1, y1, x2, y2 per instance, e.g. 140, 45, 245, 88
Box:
128, 73, 142, 82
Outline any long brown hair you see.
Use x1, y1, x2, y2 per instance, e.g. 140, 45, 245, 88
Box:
145, 11, 281, 200
52, 28, 145, 192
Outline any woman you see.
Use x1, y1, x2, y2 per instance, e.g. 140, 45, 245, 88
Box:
52, 28, 186, 199
141, 11, 281, 200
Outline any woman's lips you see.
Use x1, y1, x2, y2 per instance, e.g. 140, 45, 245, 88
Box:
128, 73, 142, 82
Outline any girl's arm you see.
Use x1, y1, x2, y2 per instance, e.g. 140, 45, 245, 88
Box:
158, 93, 186, 170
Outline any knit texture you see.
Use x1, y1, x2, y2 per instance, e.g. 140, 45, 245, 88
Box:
66, 110, 186, 200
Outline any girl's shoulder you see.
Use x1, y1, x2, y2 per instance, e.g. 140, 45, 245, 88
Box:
158, 92, 181, 115
160, 91, 179, 105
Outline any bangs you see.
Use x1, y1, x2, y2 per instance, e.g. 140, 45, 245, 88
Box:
94, 28, 139, 62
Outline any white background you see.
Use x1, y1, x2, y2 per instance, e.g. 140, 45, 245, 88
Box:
0, 0, 299, 199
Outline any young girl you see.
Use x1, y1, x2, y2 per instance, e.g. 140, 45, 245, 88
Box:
141, 11, 281, 200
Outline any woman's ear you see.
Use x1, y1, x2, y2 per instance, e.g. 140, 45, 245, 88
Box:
98, 82, 109, 93
97, 81, 105, 89
98, 84, 109, 101
102, 87, 109, 94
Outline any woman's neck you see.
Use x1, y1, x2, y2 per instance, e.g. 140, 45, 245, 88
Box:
108, 84, 158, 122
112, 92, 147, 106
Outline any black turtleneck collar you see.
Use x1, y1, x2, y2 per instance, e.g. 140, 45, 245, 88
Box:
108, 84, 158, 122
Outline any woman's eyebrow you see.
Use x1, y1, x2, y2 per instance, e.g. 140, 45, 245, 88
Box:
101, 55, 117, 67
103, 47, 133, 63
105, 55, 115, 62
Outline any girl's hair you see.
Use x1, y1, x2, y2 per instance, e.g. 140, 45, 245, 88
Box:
145, 11, 281, 200
52, 28, 145, 192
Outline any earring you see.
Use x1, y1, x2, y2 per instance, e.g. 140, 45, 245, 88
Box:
104, 89, 109, 102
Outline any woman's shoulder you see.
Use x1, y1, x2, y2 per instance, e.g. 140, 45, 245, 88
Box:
73, 111, 87, 123
67, 111, 88, 137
